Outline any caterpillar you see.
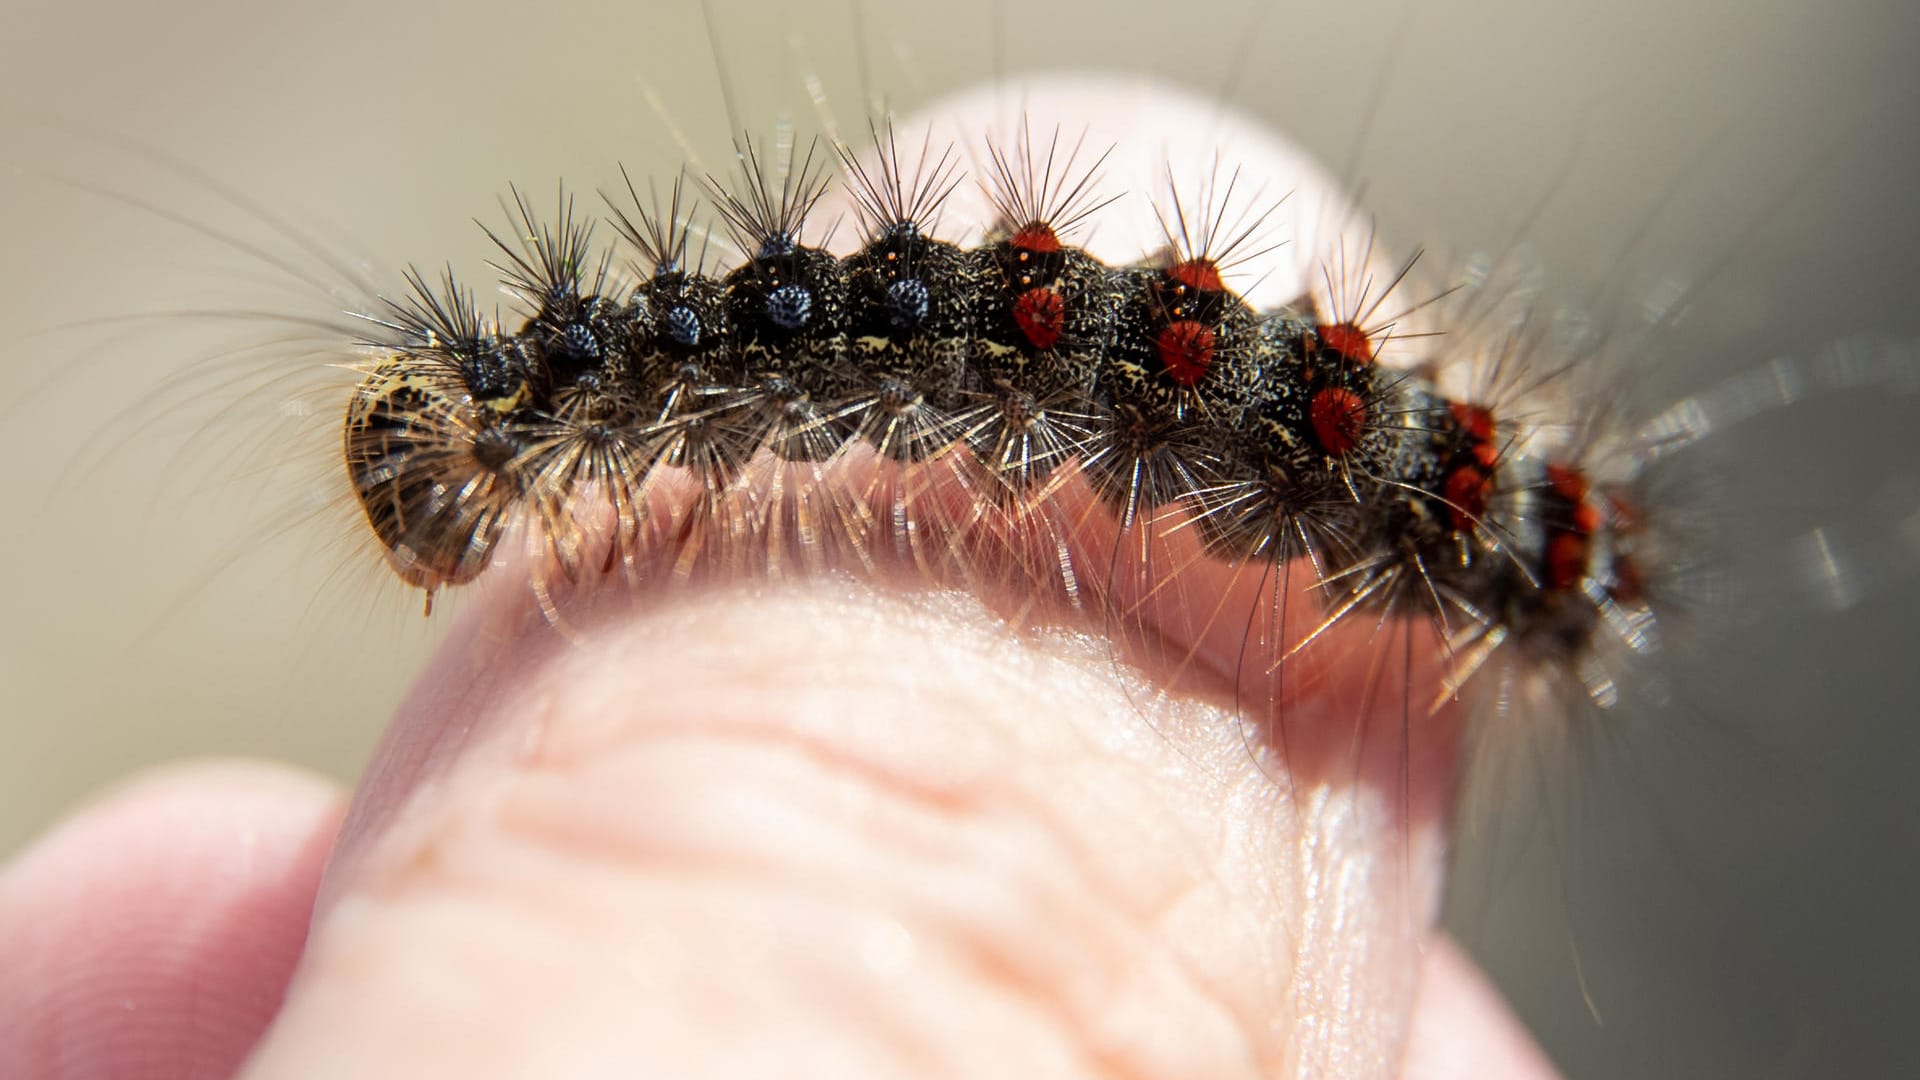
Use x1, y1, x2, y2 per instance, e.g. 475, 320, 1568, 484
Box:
341, 115, 1654, 736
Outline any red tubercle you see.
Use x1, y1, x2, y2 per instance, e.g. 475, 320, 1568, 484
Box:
1010, 222, 1063, 253
1544, 464, 1604, 537
1537, 461, 1607, 590
1154, 320, 1216, 385
1316, 321, 1375, 365
1449, 401, 1496, 446
1013, 286, 1066, 350
1438, 401, 1503, 530
1165, 257, 1225, 294
1544, 532, 1591, 591
1309, 386, 1369, 457
1441, 464, 1493, 531
1544, 463, 1589, 505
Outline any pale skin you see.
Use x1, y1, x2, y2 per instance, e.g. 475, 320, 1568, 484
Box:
0, 80, 1561, 1078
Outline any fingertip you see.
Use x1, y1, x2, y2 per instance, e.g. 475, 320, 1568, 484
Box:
0, 759, 345, 1080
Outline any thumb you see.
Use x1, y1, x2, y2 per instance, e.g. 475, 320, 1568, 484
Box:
239, 77, 1547, 1080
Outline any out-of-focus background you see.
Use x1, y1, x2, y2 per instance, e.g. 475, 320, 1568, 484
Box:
2, 1, 1915, 1075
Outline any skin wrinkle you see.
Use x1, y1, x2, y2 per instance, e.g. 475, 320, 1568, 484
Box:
285, 582, 1297, 1076
315, 874, 1100, 1077
470, 776, 1221, 1068
521, 592, 1278, 1074
523, 592, 1026, 801
517, 582, 1268, 950
525, 836, 1129, 1075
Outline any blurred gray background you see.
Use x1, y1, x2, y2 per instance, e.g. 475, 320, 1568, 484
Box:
1, 1, 1915, 1076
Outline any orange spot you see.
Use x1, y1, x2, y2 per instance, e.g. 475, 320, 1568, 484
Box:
1545, 532, 1590, 591
1013, 287, 1066, 350
1441, 464, 1492, 530
1450, 401, 1496, 445
1310, 386, 1368, 456
1011, 222, 1062, 253
1471, 442, 1501, 470
1316, 321, 1374, 364
1166, 258, 1224, 293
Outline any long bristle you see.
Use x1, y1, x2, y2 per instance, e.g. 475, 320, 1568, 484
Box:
703, 136, 836, 257
980, 118, 1120, 241
836, 121, 966, 240
604, 169, 705, 276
